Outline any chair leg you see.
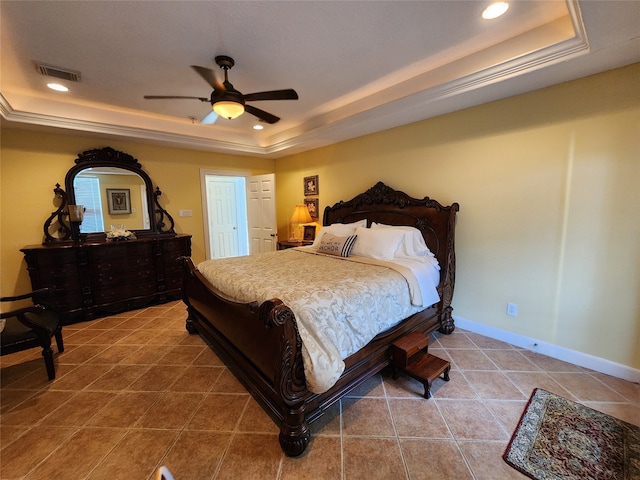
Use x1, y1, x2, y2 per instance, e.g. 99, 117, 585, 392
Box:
42, 345, 56, 380
54, 328, 64, 353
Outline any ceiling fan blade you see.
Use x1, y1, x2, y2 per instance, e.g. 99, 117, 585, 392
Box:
191, 65, 225, 92
144, 95, 209, 101
200, 110, 219, 125
243, 89, 299, 102
245, 104, 280, 124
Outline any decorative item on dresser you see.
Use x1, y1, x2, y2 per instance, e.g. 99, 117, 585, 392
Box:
22, 147, 192, 324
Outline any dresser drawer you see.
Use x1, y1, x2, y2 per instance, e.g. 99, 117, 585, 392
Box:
92, 280, 157, 303
89, 241, 154, 260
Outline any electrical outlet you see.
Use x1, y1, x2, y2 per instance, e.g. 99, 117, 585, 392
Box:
178, 209, 193, 217
507, 302, 518, 317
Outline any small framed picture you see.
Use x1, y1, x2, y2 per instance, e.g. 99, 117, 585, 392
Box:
304, 175, 319, 196
303, 225, 316, 242
106, 188, 131, 214
304, 197, 319, 219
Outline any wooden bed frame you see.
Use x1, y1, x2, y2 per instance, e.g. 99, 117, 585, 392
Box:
180, 182, 459, 456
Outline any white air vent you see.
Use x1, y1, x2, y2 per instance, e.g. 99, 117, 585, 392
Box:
35, 62, 81, 82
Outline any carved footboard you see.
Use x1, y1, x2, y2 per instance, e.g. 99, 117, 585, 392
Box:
180, 256, 312, 455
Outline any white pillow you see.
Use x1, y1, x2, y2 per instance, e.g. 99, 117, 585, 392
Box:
311, 220, 367, 248
371, 223, 435, 258
350, 226, 405, 260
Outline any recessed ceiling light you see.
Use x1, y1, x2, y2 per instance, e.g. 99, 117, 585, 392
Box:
482, 1, 509, 20
47, 83, 69, 92
252, 124, 264, 130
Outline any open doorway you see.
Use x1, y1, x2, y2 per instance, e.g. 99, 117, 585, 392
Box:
200, 170, 277, 259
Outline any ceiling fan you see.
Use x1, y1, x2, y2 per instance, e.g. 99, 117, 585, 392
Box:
144, 55, 298, 125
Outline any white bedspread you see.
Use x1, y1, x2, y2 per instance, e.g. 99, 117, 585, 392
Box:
197, 249, 440, 393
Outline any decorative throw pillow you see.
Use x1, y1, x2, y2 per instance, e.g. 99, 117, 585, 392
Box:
311, 220, 367, 249
317, 234, 358, 257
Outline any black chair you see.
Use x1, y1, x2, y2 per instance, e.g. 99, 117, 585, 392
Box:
1, 288, 64, 380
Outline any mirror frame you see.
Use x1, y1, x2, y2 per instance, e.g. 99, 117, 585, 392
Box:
43, 147, 175, 242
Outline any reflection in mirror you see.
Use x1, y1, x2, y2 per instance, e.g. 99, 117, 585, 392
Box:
74, 167, 151, 233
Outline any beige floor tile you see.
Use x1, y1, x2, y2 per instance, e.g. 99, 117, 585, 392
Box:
86, 364, 149, 391
445, 349, 498, 371
57, 344, 107, 364
280, 436, 342, 480
85, 344, 140, 364
465, 333, 517, 350
86, 391, 160, 428
343, 437, 406, 479
1, 390, 76, 426
458, 441, 529, 479
168, 365, 223, 392
401, 438, 474, 480
49, 363, 113, 390
42, 390, 118, 426
341, 397, 395, 437
0, 426, 76, 478
187, 393, 249, 431
237, 398, 280, 434
157, 345, 208, 365
214, 433, 283, 480
436, 399, 509, 440
504, 371, 574, 399
433, 332, 477, 349
548, 372, 629, 402
463, 371, 527, 400
86, 429, 178, 480
389, 397, 452, 438
520, 351, 585, 372
24, 427, 127, 480
211, 368, 248, 393
590, 372, 640, 402
484, 400, 528, 434
482, 349, 540, 371
136, 391, 203, 429
127, 364, 185, 391
161, 431, 232, 480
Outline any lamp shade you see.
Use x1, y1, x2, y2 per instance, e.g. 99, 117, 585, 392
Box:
290, 205, 312, 224
213, 101, 245, 119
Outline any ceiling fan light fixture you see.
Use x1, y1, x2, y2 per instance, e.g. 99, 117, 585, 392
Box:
213, 100, 244, 119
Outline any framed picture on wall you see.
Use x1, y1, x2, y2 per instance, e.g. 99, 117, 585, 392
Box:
304, 197, 319, 219
106, 188, 131, 214
304, 175, 319, 196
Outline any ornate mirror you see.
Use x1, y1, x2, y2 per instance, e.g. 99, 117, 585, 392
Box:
43, 147, 175, 242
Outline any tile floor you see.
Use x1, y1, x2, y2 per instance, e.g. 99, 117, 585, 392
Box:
1, 301, 638, 479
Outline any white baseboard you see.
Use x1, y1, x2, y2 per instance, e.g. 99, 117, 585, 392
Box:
453, 315, 640, 384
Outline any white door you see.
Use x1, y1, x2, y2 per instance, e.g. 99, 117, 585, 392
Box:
204, 175, 249, 259
246, 173, 278, 254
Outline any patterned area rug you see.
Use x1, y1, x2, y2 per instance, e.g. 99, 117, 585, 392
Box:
503, 388, 640, 480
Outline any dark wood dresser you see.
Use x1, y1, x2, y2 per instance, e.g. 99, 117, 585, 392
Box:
21, 234, 191, 324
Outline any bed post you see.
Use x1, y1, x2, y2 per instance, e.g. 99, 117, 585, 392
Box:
261, 300, 311, 457
437, 202, 459, 334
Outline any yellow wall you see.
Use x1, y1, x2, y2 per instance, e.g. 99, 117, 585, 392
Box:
1, 64, 638, 371
275, 63, 640, 370
0, 131, 274, 298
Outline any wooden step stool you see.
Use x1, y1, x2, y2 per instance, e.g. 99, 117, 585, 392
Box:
391, 331, 451, 399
